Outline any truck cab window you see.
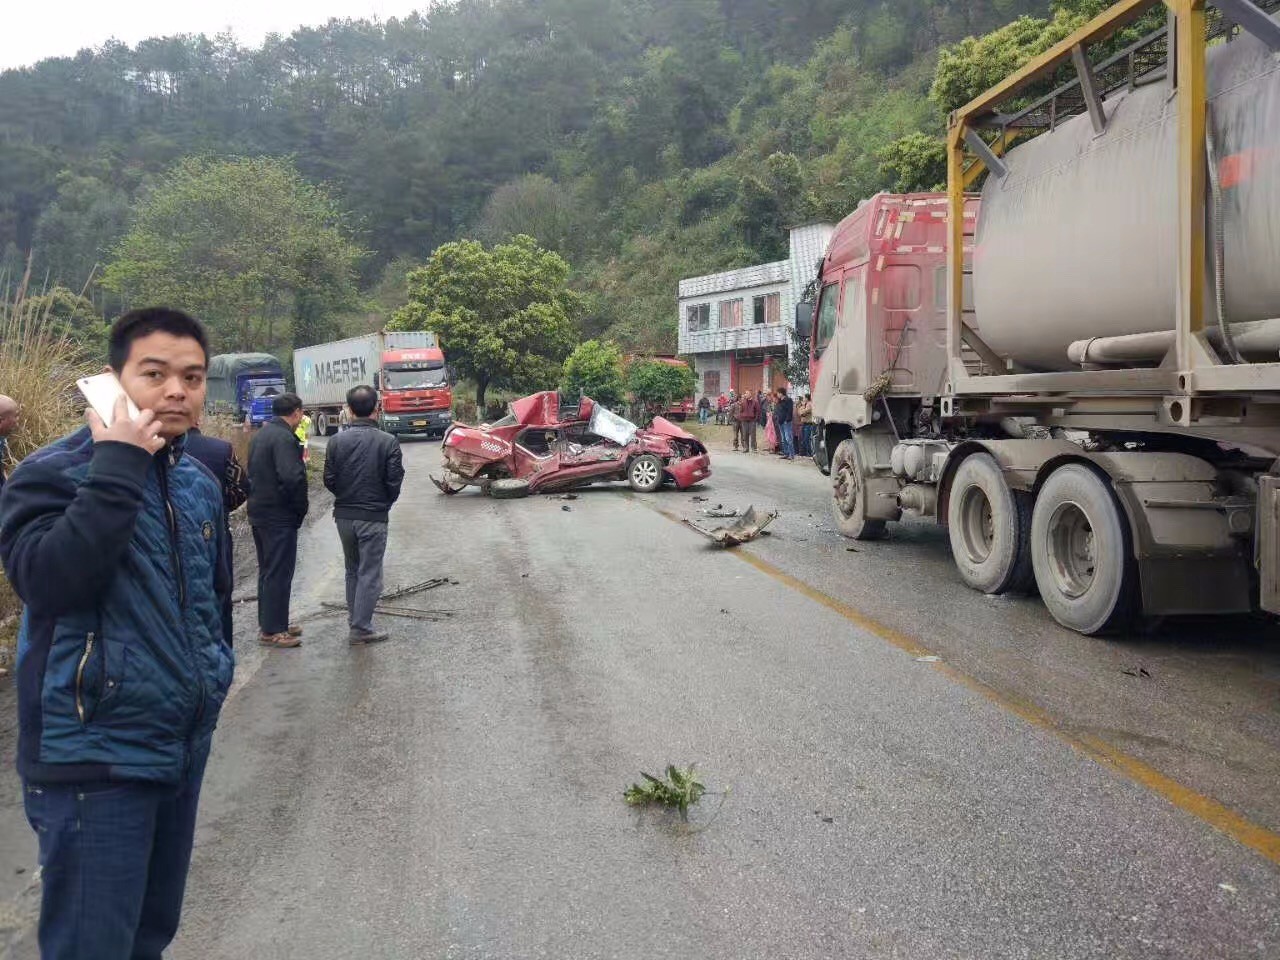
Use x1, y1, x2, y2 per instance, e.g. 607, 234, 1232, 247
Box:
814, 283, 839, 356
384, 366, 447, 390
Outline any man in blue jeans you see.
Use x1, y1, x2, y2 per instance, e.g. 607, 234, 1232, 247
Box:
0, 308, 234, 959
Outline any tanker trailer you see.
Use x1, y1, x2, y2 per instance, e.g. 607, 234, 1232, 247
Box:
809, 0, 1280, 635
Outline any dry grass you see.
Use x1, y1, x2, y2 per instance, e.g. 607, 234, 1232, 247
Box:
200, 414, 253, 466
0, 265, 96, 667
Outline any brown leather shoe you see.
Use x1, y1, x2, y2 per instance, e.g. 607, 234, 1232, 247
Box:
287, 624, 303, 637
259, 632, 302, 648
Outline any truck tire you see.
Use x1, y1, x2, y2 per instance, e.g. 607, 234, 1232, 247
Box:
947, 453, 1034, 595
1031, 464, 1136, 635
628, 454, 664, 493
489, 478, 530, 500
831, 438, 886, 540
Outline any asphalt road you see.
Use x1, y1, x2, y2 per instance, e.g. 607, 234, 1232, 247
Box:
2, 438, 1280, 958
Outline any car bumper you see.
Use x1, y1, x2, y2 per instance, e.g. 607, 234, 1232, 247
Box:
381, 410, 453, 434
667, 454, 711, 489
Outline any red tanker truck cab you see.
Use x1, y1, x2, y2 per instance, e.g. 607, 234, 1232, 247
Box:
377, 346, 454, 438
807, 192, 980, 459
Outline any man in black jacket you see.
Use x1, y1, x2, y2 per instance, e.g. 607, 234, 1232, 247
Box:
247, 393, 308, 648
323, 385, 404, 644
775, 386, 796, 460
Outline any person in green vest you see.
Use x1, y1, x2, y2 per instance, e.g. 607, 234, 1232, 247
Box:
295, 412, 312, 463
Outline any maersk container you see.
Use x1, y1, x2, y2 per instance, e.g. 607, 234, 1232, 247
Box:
293, 331, 436, 411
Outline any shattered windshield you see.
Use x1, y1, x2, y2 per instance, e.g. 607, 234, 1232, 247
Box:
589, 405, 638, 446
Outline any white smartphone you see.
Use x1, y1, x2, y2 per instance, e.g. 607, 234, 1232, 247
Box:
77, 373, 140, 427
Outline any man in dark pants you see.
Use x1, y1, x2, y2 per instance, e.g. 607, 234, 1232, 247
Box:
324, 385, 404, 644
247, 393, 308, 648
775, 385, 796, 460
0, 307, 234, 959
737, 390, 759, 452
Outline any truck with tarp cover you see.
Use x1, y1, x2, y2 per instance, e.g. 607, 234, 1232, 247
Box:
205, 353, 286, 426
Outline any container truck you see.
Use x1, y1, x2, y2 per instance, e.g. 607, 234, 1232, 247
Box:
293, 331, 452, 437
205, 353, 286, 426
802, 0, 1280, 635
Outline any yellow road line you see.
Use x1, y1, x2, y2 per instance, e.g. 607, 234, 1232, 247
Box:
652, 503, 1280, 867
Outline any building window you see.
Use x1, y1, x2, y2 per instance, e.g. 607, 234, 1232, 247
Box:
718, 298, 742, 328
753, 292, 780, 325
686, 303, 710, 332
703, 370, 721, 395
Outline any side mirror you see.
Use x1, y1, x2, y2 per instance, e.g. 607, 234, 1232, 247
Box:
794, 301, 814, 338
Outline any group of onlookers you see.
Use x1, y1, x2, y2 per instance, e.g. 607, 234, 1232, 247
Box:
709, 387, 814, 459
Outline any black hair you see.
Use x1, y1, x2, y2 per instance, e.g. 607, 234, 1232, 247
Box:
273, 393, 303, 417
346, 385, 378, 418
108, 308, 210, 372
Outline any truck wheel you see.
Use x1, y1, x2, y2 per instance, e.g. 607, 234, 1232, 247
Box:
1031, 464, 1136, 635
628, 454, 664, 493
948, 453, 1034, 595
489, 478, 530, 500
831, 438, 886, 540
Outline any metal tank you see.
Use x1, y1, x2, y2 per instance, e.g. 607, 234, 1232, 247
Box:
973, 28, 1280, 372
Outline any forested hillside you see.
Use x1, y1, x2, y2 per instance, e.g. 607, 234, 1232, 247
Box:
0, 0, 1104, 356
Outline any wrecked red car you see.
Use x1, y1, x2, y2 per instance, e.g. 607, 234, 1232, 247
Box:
435, 391, 712, 497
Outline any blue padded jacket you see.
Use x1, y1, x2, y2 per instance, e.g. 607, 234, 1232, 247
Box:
0, 428, 235, 785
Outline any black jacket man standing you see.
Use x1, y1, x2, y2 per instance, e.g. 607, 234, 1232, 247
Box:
247, 393, 308, 648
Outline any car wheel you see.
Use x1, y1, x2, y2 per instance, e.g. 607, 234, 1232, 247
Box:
1031, 464, 1136, 635
628, 454, 664, 493
489, 478, 531, 500
947, 453, 1034, 595
830, 438, 886, 540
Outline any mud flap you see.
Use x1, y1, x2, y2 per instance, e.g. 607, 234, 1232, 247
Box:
1259, 475, 1280, 614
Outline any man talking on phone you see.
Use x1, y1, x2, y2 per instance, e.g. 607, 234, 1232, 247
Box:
0, 307, 234, 959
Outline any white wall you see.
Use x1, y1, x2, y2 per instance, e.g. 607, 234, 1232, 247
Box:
691, 352, 733, 400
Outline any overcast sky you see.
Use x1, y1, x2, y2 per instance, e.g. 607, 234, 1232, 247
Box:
1, 0, 430, 70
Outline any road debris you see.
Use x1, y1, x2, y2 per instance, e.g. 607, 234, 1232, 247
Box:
691, 495, 709, 502
684, 505, 777, 547
320, 601, 453, 622
562, 504, 572, 512
430, 474, 467, 495
1219, 883, 1238, 893
1121, 667, 1152, 679
624, 764, 707, 821
700, 505, 739, 518
380, 577, 454, 601
915, 655, 942, 663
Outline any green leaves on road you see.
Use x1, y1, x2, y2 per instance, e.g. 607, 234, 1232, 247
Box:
624, 764, 707, 821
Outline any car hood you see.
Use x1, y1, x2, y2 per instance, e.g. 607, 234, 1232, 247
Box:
645, 416, 697, 441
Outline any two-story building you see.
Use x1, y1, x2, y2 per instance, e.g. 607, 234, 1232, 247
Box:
677, 223, 834, 401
